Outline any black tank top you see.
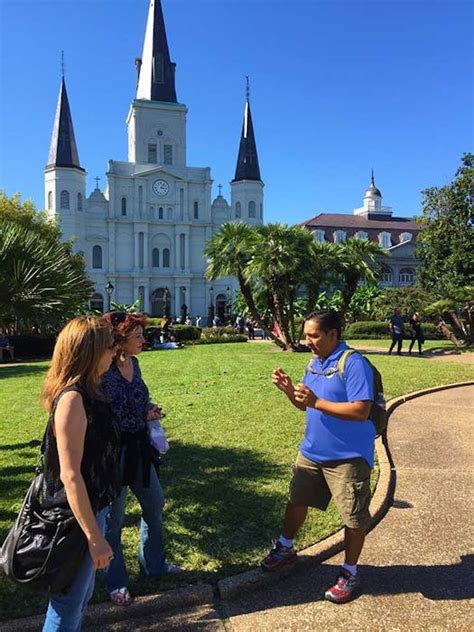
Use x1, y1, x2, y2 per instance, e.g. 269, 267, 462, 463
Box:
42, 384, 121, 511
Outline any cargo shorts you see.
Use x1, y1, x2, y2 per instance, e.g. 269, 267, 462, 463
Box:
288, 451, 372, 529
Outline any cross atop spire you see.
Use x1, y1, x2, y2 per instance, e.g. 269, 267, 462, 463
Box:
46, 76, 83, 171
232, 77, 261, 182
136, 0, 177, 102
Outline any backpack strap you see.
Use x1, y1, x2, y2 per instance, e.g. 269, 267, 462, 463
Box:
336, 348, 358, 377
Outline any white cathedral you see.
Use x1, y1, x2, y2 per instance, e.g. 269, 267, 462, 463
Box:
44, 0, 264, 321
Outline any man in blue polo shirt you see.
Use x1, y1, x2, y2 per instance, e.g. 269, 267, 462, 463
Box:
261, 310, 375, 604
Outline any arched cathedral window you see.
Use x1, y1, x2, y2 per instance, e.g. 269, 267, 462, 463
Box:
248, 201, 256, 218
92, 245, 102, 269
60, 190, 70, 209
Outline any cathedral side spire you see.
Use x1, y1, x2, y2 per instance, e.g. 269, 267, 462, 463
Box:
46, 76, 83, 170
233, 77, 261, 182
136, 0, 177, 102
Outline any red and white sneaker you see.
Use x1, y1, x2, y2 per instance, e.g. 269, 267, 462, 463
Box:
324, 568, 361, 603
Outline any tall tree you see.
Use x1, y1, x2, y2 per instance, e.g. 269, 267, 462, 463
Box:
416, 153, 474, 294
247, 224, 315, 349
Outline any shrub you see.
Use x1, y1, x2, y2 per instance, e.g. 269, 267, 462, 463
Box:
186, 335, 247, 345
344, 321, 443, 340
170, 325, 201, 342
201, 326, 236, 338
8, 335, 56, 358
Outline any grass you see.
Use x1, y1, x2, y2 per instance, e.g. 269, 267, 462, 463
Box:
0, 342, 472, 619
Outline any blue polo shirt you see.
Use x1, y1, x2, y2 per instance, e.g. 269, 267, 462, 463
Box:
300, 341, 375, 467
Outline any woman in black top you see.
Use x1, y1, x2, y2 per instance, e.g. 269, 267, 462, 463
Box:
41, 316, 120, 631
409, 312, 424, 355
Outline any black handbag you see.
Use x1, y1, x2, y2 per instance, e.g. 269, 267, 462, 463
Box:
0, 438, 88, 594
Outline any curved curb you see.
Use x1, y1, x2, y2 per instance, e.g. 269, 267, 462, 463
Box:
2, 381, 473, 629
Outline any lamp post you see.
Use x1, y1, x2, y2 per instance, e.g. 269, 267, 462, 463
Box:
225, 285, 231, 324
163, 286, 170, 318
208, 286, 214, 325
105, 281, 114, 312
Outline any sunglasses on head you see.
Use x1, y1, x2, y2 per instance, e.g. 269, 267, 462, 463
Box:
110, 312, 127, 327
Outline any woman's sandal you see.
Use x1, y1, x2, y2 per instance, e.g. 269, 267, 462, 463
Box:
110, 587, 132, 606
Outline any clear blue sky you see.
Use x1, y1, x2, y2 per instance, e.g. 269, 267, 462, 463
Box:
0, 0, 472, 224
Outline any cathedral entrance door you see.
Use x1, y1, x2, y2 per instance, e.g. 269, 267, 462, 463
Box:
216, 294, 226, 323
151, 287, 171, 317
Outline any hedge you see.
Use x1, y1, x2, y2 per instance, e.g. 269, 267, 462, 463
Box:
144, 325, 201, 342
186, 335, 248, 345
6, 335, 56, 359
201, 326, 236, 338
344, 321, 443, 340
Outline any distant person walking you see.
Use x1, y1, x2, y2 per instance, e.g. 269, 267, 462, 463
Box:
388, 308, 404, 355
408, 312, 424, 355
246, 318, 255, 340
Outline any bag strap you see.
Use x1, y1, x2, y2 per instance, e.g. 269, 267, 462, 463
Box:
336, 348, 358, 377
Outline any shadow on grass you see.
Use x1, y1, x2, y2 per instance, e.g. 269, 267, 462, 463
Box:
142, 441, 286, 576
0, 439, 42, 451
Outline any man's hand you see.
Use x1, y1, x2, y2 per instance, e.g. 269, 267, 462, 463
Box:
294, 383, 317, 409
272, 368, 294, 396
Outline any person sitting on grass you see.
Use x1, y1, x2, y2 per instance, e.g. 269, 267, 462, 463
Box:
261, 310, 376, 604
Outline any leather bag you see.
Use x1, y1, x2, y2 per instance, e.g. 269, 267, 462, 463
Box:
0, 470, 88, 594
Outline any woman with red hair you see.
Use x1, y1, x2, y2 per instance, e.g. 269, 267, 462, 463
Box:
101, 312, 181, 605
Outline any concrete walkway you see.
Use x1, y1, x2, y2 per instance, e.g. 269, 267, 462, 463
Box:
89, 385, 474, 632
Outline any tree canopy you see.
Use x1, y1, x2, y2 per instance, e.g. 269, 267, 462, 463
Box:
416, 153, 474, 295
0, 193, 92, 332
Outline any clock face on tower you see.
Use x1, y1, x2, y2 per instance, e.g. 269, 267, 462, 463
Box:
152, 179, 170, 197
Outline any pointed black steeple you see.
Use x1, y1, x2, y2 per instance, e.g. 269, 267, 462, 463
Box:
46, 77, 83, 170
136, 0, 177, 102
233, 79, 261, 182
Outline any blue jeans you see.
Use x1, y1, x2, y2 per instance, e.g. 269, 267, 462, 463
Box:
104, 460, 166, 593
43, 506, 109, 632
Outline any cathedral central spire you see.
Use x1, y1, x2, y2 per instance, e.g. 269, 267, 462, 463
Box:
233, 77, 261, 182
136, 0, 177, 102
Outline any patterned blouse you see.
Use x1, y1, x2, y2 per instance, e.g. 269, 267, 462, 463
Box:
101, 357, 159, 487
102, 356, 149, 433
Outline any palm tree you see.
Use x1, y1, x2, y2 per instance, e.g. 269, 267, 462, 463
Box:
0, 221, 92, 332
204, 221, 270, 333
247, 224, 314, 349
335, 238, 387, 321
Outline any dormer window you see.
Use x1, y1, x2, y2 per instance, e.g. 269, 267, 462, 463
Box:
378, 232, 392, 248
313, 230, 325, 243
333, 230, 347, 243
400, 232, 412, 243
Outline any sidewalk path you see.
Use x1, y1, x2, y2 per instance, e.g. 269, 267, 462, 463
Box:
88, 385, 474, 631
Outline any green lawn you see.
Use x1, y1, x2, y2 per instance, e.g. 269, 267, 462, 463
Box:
0, 342, 472, 619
